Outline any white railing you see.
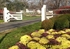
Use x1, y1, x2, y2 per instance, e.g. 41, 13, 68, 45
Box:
46, 11, 53, 19
26, 9, 35, 13
11, 11, 23, 20
3, 7, 23, 22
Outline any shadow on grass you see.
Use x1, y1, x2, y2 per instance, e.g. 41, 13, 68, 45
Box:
0, 33, 9, 43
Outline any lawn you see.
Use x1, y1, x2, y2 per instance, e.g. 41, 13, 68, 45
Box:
0, 22, 41, 49
0, 20, 4, 23
23, 16, 40, 21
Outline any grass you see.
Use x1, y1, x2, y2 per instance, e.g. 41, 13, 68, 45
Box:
23, 16, 40, 21
0, 20, 4, 23
0, 22, 41, 49
0, 33, 5, 41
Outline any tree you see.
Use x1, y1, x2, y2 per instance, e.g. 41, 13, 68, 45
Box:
46, 0, 62, 9
36, 0, 46, 9
0, 0, 4, 9
46, 0, 70, 10
0, 0, 28, 11
19, 0, 28, 9
0, 0, 12, 9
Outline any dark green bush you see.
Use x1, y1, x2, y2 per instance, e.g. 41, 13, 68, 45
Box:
58, 14, 70, 20
57, 14, 70, 28
66, 14, 70, 21
66, 14, 70, 28
41, 19, 54, 30
50, 16, 59, 23
54, 17, 69, 30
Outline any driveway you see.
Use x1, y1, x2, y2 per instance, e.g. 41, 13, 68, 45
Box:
0, 18, 41, 33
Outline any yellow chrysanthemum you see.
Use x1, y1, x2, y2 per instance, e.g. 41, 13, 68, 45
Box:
31, 32, 41, 37
20, 35, 32, 45
65, 29, 70, 32
58, 30, 66, 34
39, 37, 49, 44
46, 35, 54, 39
33, 37, 40, 41
38, 29, 45, 34
56, 37, 67, 42
9, 45, 19, 49
48, 29, 55, 32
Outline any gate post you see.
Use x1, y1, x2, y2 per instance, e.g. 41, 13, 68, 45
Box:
3, 7, 9, 22
41, 5, 46, 21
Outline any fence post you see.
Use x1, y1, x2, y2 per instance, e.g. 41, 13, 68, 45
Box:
3, 7, 10, 22
41, 5, 46, 21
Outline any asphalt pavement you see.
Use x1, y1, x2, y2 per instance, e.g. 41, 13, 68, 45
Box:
0, 18, 41, 33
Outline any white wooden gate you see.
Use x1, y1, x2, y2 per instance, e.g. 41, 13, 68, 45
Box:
3, 7, 23, 22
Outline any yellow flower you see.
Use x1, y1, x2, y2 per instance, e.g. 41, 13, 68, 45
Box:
20, 35, 32, 41
46, 35, 54, 39
46, 31, 51, 34
62, 34, 70, 39
56, 37, 67, 42
27, 41, 40, 49
48, 29, 55, 32
38, 29, 45, 34
65, 29, 70, 32
37, 45, 46, 49
39, 37, 49, 44
58, 30, 66, 34
9, 45, 19, 49
27, 41, 46, 49
20, 35, 32, 45
51, 32, 58, 34
31, 32, 41, 37
33, 37, 40, 41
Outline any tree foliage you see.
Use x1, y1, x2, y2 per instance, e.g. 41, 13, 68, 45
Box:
46, 0, 70, 10
0, 0, 28, 11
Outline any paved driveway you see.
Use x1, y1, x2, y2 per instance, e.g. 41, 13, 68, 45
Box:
0, 18, 41, 32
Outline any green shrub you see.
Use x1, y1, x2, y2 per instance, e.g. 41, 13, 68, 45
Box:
41, 19, 54, 30
50, 16, 59, 24
66, 14, 70, 21
41, 14, 70, 30
64, 14, 70, 28
58, 14, 70, 20
54, 17, 69, 30
57, 14, 70, 28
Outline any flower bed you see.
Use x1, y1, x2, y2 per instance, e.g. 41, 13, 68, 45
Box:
9, 29, 70, 49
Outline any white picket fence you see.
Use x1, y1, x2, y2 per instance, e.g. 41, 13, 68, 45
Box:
26, 9, 35, 13
46, 11, 53, 19
41, 5, 54, 21
26, 9, 41, 14
3, 7, 23, 22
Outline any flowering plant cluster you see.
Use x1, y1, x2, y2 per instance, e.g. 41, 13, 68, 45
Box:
9, 29, 70, 49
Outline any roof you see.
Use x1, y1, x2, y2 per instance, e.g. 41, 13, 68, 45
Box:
59, 6, 70, 9
0, 10, 3, 15
0, 10, 16, 15
53, 6, 70, 14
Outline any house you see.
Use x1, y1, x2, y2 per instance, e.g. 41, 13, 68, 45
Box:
0, 10, 3, 15
0, 10, 3, 19
54, 6, 70, 14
